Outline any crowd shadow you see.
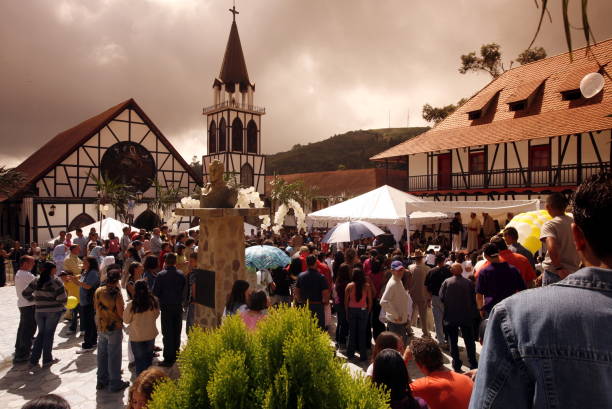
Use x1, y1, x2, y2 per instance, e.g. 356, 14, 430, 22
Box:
0, 364, 61, 401
58, 352, 97, 375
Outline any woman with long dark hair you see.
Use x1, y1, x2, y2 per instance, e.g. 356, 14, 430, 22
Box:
22, 261, 67, 368
344, 267, 372, 361
223, 280, 250, 320
332, 251, 345, 281
123, 280, 160, 375
126, 262, 144, 300
334, 263, 351, 348
372, 349, 428, 409
71, 256, 100, 353
142, 255, 159, 292
369, 256, 387, 340
122, 247, 141, 288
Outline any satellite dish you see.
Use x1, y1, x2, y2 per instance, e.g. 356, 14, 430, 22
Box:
580, 72, 605, 98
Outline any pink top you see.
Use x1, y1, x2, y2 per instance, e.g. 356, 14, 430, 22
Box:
348, 286, 368, 309
240, 310, 267, 331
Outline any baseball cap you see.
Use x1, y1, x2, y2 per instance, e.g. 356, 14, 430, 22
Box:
482, 243, 499, 258
391, 260, 404, 270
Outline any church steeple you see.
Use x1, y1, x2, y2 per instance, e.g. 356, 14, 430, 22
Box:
219, 19, 250, 87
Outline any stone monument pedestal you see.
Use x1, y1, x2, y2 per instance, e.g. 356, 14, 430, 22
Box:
174, 207, 269, 328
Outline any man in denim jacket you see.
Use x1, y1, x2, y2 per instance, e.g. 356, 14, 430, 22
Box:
470, 172, 612, 409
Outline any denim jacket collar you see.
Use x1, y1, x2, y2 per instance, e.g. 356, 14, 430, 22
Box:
553, 266, 612, 292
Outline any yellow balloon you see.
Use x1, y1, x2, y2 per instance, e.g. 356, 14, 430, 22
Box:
522, 235, 542, 254
66, 296, 78, 310
531, 226, 540, 237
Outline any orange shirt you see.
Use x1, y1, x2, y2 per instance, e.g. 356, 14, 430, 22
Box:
474, 249, 536, 285
410, 370, 473, 409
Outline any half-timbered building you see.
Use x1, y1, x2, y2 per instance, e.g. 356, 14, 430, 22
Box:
203, 9, 267, 195
371, 39, 612, 201
0, 98, 201, 243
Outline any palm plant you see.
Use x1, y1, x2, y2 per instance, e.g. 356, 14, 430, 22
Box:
92, 175, 130, 221
149, 179, 184, 222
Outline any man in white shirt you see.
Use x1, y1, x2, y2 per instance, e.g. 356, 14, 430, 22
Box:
52, 243, 67, 273
380, 260, 412, 344
14, 255, 36, 363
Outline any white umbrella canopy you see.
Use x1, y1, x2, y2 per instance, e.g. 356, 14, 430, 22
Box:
47, 217, 138, 245
187, 222, 258, 237
322, 221, 385, 244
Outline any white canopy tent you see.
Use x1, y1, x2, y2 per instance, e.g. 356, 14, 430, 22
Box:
187, 222, 258, 237
307, 185, 450, 242
405, 199, 541, 223
48, 217, 139, 245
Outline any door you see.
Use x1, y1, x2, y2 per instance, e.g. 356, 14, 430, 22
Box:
437, 153, 452, 189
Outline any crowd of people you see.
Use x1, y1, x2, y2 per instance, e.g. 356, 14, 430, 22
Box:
7, 171, 612, 409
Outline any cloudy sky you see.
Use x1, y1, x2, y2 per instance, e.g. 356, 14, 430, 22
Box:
1, 0, 611, 167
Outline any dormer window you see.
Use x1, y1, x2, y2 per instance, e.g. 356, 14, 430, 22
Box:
561, 89, 582, 101
505, 78, 546, 112
468, 110, 482, 120
509, 100, 526, 111
462, 88, 503, 121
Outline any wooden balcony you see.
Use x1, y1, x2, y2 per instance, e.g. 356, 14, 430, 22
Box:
407, 162, 609, 192
202, 101, 266, 115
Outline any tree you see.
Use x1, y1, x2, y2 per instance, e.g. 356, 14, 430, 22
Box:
149, 179, 184, 222
422, 98, 468, 125
0, 166, 25, 197
458, 43, 547, 79
269, 175, 317, 208
92, 175, 130, 221
516, 46, 547, 65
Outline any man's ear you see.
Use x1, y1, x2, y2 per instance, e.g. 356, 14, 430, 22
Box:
571, 223, 587, 253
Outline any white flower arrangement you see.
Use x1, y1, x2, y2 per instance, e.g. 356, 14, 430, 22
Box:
272, 199, 306, 234
236, 187, 272, 230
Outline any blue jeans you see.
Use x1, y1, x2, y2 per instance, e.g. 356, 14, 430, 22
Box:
431, 295, 446, 344
543, 269, 562, 286
347, 307, 369, 360
97, 329, 123, 388
30, 310, 62, 364
130, 339, 154, 375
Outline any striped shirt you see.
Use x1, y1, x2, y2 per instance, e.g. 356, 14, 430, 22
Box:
22, 277, 67, 313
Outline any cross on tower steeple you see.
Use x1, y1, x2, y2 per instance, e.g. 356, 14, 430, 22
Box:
229, 3, 239, 21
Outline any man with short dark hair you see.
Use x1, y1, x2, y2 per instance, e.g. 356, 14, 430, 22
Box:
409, 337, 474, 409
153, 252, 186, 366
475, 243, 525, 318
425, 254, 452, 347
450, 212, 463, 252
294, 254, 329, 330
440, 263, 478, 372
486, 236, 536, 288
540, 192, 580, 285
470, 173, 612, 408
13, 255, 36, 363
73, 228, 88, 258
502, 226, 535, 269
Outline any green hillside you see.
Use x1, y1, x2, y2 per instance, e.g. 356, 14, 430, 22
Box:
266, 127, 429, 175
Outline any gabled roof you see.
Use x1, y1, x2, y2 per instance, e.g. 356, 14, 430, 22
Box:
372, 38, 612, 161
219, 20, 250, 86
6, 99, 201, 200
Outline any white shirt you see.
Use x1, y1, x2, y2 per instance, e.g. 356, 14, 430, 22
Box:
380, 275, 412, 324
15, 269, 35, 308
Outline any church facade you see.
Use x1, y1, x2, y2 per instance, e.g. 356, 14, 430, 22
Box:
202, 11, 267, 195
0, 98, 201, 244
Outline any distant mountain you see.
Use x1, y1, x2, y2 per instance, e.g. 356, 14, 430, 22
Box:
266, 127, 429, 175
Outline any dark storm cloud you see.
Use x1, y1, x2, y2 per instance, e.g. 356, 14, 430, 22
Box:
1, 0, 611, 167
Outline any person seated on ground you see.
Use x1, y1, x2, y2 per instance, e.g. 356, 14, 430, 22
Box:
222, 280, 250, 320
366, 331, 404, 377
239, 290, 268, 330
372, 349, 429, 409
127, 367, 169, 409
21, 394, 70, 409
408, 337, 473, 409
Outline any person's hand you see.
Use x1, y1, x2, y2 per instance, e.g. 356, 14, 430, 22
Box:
403, 348, 413, 362
465, 369, 478, 380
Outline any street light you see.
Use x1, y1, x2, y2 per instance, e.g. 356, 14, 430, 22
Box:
48, 204, 56, 216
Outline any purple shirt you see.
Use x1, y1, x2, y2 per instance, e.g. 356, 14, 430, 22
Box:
476, 261, 525, 313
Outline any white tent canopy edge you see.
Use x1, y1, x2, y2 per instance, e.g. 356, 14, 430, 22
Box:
47, 217, 139, 245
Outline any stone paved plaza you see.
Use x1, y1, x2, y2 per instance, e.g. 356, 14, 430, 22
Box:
0, 284, 480, 408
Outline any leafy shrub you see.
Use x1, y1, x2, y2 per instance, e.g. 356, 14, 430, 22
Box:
149, 306, 390, 409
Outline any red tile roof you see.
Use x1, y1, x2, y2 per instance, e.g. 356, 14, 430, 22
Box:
372, 39, 612, 161
5, 99, 201, 200
265, 168, 407, 198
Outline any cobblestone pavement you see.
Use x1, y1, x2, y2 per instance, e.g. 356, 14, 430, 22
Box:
0, 285, 481, 408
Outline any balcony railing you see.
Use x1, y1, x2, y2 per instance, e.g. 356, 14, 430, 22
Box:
202, 101, 266, 114
407, 162, 609, 192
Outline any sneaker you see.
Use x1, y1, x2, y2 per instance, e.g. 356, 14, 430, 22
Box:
76, 347, 95, 354
110, 381, 130, 393
42, 358, 60, 367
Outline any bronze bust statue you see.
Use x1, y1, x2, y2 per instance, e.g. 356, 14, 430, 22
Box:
200, 160, 238, 208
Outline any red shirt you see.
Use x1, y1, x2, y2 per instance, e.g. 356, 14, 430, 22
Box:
475, 249, 536, 285
317, 260, 333, 289
410, 370, 473, 409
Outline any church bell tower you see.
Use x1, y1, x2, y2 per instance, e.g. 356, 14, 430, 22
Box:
203, 5, 266, 194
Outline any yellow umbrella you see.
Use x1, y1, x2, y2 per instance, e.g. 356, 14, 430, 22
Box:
505, 210, 553, 254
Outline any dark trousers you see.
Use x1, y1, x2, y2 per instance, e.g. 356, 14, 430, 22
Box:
131, 339, 154, 375
371, 299, 385, 341
69, 305, 80, 332
335, 303, 349, 345
307, 303, 325, 330
160, 304, 183, 364
14, 305, 36, 360
0, 266, 6, 287
445, 322, 478, 371
30, 311, 62, 365
347, 307, 369, 360
80, 304, 97, 348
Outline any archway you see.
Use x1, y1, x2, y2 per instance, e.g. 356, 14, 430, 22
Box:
246, 120, 258, 153
232, 117, 243, 152
219, 118, 227, 152
68, 212, 96, 232
208, 120, 217, 154
133, 209, 161, 231
240, 163, 254, 188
